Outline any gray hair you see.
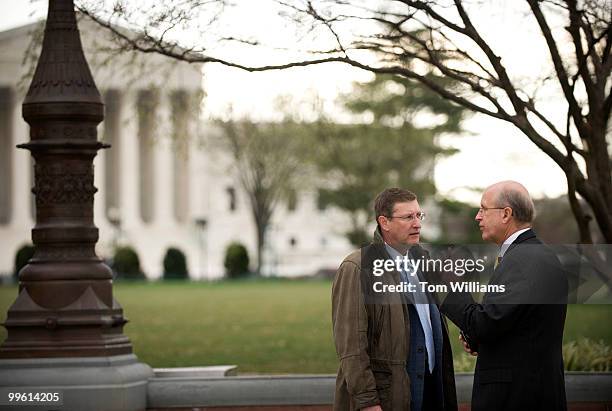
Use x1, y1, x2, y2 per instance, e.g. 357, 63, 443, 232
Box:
497, 189, 535, 223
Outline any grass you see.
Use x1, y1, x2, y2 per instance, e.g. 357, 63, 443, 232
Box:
0, 280, 611, 373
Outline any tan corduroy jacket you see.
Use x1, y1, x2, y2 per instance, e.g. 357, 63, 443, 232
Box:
332, 229, 457, 411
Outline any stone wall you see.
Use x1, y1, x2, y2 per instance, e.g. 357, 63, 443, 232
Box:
146, 373, 612, 410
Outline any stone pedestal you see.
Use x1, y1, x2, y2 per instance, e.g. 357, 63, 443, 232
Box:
0, 354, 152, 411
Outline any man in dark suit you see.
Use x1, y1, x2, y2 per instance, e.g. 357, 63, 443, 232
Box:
439, 181, 568, 410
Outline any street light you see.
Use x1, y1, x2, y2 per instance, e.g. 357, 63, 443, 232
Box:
0, 1, 152, 409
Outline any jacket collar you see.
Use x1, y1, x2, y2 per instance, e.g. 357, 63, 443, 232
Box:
368, 226, 403, 284
500, 227, 532, 257
504, 228, 537, 256
514, 228, 536, 243
373, 226, 385, 245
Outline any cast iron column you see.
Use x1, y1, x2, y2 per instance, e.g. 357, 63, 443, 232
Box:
0, 2, 151, 410
0, 0, 131, 359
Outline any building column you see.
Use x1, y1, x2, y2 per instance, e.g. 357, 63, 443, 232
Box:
0, 87, 14, 226
155, 92, 173, 225
136, 89, 157, 225
103, 89, 122, 221
119, 89, 140, 233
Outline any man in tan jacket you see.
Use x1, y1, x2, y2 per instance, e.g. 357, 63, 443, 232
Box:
332, 188, 457, 411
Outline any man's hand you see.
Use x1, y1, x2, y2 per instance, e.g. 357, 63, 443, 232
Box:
362, 406, 383, 411
459, 333, 478, 356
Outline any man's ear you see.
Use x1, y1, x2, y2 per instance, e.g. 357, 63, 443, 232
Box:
502, 207, 513, 223
378, 215, 389, 231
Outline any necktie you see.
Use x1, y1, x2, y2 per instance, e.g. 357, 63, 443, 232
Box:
494, 255, 502, 269
405, 259, 435, 372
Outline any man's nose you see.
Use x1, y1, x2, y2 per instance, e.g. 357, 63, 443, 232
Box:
475, 213, 482, 222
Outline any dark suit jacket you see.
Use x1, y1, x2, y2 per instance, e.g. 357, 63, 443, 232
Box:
440, 229, 568, 411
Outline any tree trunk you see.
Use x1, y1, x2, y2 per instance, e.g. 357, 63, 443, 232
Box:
565, 169, 593, 244
256, 223, 266, 275
251, 199, 272, 276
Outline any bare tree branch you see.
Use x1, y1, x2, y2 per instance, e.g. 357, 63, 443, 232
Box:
527, 0, 589, 140
76, 0, 612, 243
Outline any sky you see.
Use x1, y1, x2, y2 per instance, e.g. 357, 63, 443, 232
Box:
0, 0, 570, 204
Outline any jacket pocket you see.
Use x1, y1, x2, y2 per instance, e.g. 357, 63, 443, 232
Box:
478, 368, 513, 384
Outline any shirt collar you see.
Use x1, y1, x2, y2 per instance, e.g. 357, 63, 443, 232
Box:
499, 227, 531, 257
384, 242, 409, 259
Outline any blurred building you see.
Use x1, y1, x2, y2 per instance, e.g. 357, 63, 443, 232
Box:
0, 17, 355, 279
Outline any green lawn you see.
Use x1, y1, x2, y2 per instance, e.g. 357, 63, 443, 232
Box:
0, 280, 610, 373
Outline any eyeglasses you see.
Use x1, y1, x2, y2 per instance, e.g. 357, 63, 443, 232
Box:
477, 206, 507, 214
388, 211, 426, 221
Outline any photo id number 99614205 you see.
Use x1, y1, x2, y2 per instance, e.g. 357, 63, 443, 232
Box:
0, 389, 63, 406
